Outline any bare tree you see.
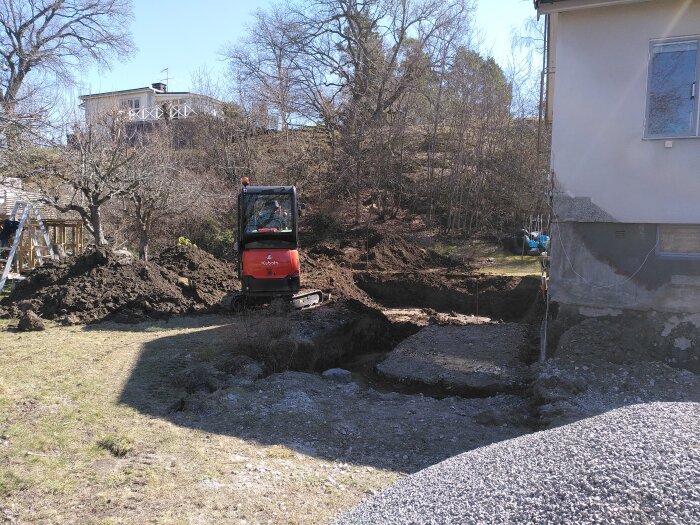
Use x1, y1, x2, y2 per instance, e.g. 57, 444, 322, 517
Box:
29, 111, 140, 246
223, 5, 302, 139
295, 0, 473, 222
125, 126, 201, 261
0, 0, 134, 141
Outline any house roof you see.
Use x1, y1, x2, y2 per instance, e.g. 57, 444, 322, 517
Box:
80, 87, 196, 101
535, 0, 651, 13
0, 181, 81, 222
79, 86, 154, 100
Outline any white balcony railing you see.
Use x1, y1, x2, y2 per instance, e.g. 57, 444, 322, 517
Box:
127, 103, 195, 121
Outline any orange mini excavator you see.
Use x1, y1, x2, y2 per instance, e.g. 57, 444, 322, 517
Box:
221, 178, 324, 310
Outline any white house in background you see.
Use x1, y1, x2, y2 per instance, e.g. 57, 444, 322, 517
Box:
79, 82, 222, 123
536, 0, 700, 355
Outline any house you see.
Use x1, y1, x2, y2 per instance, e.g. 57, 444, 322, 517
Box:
79, 82, 222, 124
535, 0, 700, 355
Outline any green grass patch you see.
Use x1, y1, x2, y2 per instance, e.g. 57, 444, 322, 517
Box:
432, 240, 542, 277
0, 470, 29, 497
96, 434, 134, 458
431, 243, 462, 257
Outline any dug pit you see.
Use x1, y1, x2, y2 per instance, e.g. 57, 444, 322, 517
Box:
353, 271, 541, 321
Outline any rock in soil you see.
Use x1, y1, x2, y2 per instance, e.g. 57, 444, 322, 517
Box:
534, 314, 700, 428
376, 323, 529, 396
533, 358, 700, 428
322, 368, 353, 383
17, 310, 45, 331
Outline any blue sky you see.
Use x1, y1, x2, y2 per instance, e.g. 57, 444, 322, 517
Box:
76, 0, 537, 97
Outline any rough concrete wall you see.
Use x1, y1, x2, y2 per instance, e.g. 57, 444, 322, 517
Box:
547, 303, 700, 373
552, 180, 615, 222
550, 222, 700, 313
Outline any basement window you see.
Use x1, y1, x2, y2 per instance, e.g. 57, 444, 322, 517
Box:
657, 224, 700, 257
645, 39, 699, 138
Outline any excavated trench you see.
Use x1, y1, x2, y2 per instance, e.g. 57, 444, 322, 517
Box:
169, 272, 546, 442
354, 272, 541, 321
162, 266, 544, 420
282, 273, 544, 401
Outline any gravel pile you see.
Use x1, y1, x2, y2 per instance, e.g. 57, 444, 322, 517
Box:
333, 402, 700, 525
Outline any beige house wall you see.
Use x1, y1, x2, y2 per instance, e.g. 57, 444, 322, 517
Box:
550, 0, 700, 224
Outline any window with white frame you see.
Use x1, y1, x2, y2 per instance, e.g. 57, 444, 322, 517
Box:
119, 97, 141, 111
645, 39, 699, 138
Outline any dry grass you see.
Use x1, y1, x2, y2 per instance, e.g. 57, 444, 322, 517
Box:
0, 316, 397, 524
96, 434, 134, 458
434, 240, 542, 277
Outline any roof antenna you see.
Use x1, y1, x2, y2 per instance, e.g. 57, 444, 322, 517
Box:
160, 67, 170, 86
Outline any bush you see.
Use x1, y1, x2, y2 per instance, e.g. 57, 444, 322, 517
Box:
184, 217, 236, 260
177, 236, 197, 247
303, 212, 342, 238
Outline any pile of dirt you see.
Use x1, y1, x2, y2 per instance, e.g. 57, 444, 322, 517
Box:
300, 252, 375, 304
353, 271, 541, 321
155, 246, 239, 306
304, 229, 451, 272
300, 229, 454, 303
0, 246, 237, 324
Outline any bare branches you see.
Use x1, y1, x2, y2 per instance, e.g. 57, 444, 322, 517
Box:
26, 111, 140, 245
0, 0, 134, 141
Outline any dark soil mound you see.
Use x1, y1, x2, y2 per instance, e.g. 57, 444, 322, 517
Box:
367, 233, 450, 271
0, 246, 237, 324
300, 229, 454, 302
300, 252, 375, 304
304, 228, 450, 272
353, 271, 541, 321
155, 245, 238, 306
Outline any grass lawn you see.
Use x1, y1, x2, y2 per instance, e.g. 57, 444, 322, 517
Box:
433, 240, 543, 277
0, 317, 396, 524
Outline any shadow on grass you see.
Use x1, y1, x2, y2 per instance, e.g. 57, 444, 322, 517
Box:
115, 313, 532, 473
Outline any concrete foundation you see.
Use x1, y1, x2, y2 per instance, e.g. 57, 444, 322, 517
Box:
550, 222, 700, 314
547, 221, 700, 368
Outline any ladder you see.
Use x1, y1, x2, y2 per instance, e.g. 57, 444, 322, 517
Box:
0, 202, 57, 291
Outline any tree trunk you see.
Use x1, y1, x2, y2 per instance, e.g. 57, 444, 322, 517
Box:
138, 230, 149, 261
89, 204, 108, 246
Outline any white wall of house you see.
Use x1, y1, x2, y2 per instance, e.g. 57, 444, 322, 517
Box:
550, 0, 700, 224
81, 90, 210, 123
82, 89, 154, 123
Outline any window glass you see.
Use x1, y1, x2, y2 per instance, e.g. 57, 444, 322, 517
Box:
242, 194, 293, 234
120, 98, 140, 110
647, 41, 697, 137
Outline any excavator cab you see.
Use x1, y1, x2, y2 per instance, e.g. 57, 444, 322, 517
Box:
221, 180, 322, 310
236, 184, 301, 298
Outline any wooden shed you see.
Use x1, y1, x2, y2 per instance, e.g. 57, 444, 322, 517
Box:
1, 179, 84, 275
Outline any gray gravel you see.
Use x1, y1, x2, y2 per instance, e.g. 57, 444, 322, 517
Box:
376, 324, 528, 395
333, 402, 700, 525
